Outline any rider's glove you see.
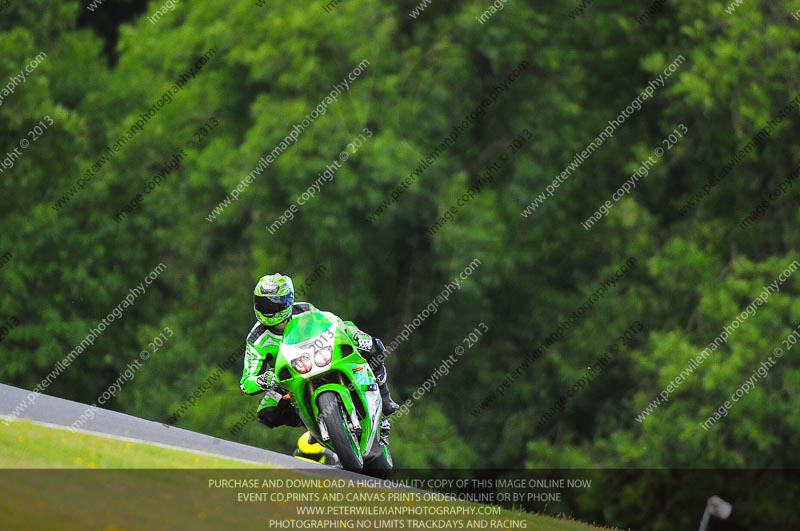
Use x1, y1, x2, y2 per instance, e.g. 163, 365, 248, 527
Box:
256, 370, 276, 390
353, 331, 374, 352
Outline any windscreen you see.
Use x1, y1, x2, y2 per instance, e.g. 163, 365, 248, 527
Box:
282, 310, 333, 346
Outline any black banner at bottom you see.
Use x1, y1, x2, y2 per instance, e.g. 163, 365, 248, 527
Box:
0, 468, 797, 530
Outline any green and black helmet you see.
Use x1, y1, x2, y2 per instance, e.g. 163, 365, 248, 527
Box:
253, 274, 294, 326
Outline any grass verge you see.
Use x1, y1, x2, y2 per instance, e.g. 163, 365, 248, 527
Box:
0, 419, 617, 531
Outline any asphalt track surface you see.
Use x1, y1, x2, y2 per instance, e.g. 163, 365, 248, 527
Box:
0, 383, 366, 479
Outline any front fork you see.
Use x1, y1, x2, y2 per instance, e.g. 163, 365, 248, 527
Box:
308, 375, 362, 443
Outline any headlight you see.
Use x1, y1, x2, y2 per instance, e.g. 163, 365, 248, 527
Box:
314, 346, 332, 367
291, 353, 312, 374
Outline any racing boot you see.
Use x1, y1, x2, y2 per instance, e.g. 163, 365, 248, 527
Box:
294, 431, 341, 467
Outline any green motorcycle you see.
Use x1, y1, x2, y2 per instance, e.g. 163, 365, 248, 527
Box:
274, 308, 393, 476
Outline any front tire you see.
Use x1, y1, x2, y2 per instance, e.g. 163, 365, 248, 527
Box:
317, 391, 363, 472
363, 441, 393, 479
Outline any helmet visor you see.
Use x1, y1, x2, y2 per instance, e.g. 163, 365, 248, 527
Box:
255, 294, 292, 316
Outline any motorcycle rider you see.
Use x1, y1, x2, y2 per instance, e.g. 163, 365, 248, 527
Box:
240, 273, 399, 429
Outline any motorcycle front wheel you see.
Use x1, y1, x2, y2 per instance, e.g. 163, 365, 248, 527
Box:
317, 391, 363, 473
